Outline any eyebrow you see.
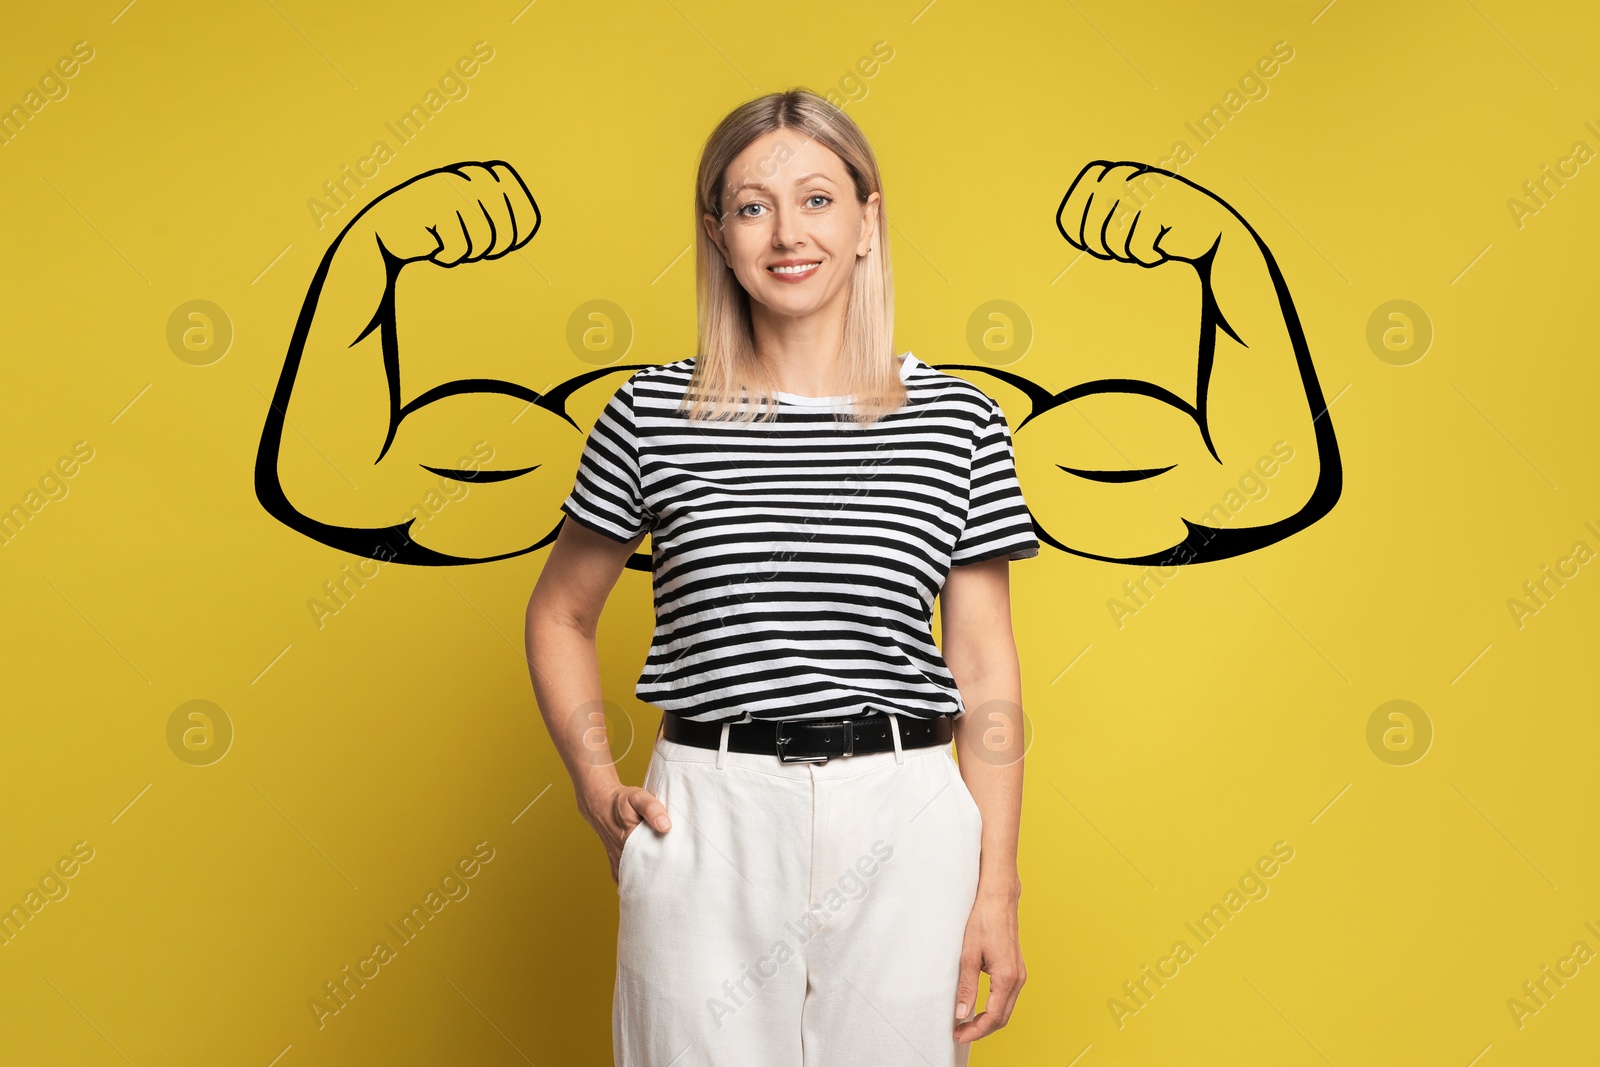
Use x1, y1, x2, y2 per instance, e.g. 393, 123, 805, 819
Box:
727, 172, 834, 195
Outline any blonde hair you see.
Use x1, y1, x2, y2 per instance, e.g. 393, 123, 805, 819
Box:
685, 88, 901, 425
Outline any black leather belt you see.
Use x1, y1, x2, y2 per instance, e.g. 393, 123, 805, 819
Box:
661, 711, 953, 763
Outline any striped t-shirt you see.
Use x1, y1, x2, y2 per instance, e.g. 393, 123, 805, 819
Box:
559, 351, 1039, 724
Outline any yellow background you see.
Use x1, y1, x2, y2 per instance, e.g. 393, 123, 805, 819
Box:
3, 0, 1597, 1063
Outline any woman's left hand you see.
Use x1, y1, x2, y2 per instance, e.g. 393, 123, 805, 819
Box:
952, 892, 1026, 1043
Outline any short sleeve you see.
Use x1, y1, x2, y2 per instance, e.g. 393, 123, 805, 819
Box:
560, 376, 652, 543
950, 398, 1040, 566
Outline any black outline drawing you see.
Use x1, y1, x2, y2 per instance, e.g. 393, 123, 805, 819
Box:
254, 160, 657, 568
255, 160, 1339, 570
940, 160, 1341, 566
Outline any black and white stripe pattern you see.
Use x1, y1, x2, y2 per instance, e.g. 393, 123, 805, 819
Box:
560, 352, 1039, 724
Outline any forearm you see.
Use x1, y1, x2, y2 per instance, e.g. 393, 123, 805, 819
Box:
523, 607, 624, 822
1187, 211, 1327, 472
270, 216, 400, 465
951, 653, 1025, 903
1200, 215, 1300, 356
299, 219, 399, 353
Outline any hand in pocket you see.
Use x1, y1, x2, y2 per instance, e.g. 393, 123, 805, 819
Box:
591, 784, 672, 885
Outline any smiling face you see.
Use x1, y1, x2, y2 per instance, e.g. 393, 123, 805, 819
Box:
702, 128, 879, 322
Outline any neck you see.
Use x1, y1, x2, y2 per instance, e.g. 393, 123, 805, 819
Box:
749, 294, 849, 396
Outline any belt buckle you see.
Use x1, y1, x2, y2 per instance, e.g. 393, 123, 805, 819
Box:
775, 718, 852, 763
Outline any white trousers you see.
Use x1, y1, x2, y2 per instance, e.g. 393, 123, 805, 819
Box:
614, 714, 983, 1066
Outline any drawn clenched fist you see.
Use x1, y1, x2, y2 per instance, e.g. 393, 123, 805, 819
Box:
358, 160, 540, 266
1057, 161, 1235, 266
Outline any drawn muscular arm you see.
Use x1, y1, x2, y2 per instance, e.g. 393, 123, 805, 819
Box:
1024, 161, 1341, 564
254, 161, 636, 565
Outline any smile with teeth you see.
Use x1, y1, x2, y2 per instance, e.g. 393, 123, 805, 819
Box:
768, 261, 821, 276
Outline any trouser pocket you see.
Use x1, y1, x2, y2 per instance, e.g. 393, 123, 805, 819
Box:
943, 750, 984, 836
616, 745, 667, 892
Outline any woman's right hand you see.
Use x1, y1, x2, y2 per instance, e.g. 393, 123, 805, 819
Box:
584, 783, 672, 885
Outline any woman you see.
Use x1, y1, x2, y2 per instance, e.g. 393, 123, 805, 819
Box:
526, 88, 1037, 1066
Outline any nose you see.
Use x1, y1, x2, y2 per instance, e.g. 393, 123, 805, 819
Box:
770, 198, 804, 251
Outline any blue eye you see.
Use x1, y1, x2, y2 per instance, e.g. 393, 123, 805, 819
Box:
734, 195, 830, 218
